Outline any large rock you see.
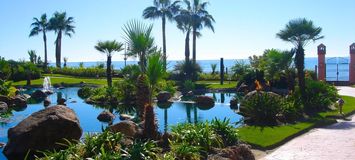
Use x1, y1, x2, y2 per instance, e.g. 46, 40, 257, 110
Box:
31, 90, 47, 100
0, 102, 8, 113
11, 95, 27, 108
157, 91, 172, 103
97, 111, 115, 122
195, 95, 215, 108
44, 98, 51, 106
57, 98, 66, 105
0, 95, 11, 106
3, 105, 82, 160
230, 98, 239, 108
109, 121, 140, 138
208, 144, 255, 160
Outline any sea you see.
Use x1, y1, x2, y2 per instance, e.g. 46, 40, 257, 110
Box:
58, 57, 350, 81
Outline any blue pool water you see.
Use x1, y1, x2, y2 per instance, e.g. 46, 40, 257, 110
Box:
0, 88, 241, 159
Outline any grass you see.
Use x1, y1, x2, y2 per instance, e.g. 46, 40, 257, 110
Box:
238, 95, 355, 149
12, 74, 122, 86
196, 80, 237, 89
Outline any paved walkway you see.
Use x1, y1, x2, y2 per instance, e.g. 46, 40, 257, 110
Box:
262, 87, 355, 160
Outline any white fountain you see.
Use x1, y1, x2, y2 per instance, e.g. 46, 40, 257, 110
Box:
42, 77, 53, 94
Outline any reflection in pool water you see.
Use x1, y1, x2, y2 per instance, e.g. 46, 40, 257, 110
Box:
0, 88, 242, 159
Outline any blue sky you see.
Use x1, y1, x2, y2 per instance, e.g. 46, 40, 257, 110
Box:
0, 0, 354, 62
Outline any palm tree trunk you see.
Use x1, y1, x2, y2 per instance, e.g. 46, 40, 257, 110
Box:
55, 31, 62, 68
162, 16, 167, 71
107, 55, 112, 87
296, 46, 306, 100
192, 28, 197, 64
185, 30, 190, 62
43, 31, 48, 70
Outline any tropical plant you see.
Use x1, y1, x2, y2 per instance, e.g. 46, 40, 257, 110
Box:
0, 80, 16, 97
231, 60, 251, 81
0, 57, 10, 80
143, 104, 159, 140
146, 52, 166, 102
180, 0, 215, 63
95, 40, 124, 87
29, 14, 49, 69
171, 121, 223, 153
211, 118, 239, 146
277, 18, 323, 102
127, 140, 160, 160
48, 12, 75, 68
174, 4, 193, 62
28, 50, 37, 64
143, 0, 180, 70
240, 91, 283, 124
123, 20, 155, 72
211, 63, 217, 74
120, 64, 141, 82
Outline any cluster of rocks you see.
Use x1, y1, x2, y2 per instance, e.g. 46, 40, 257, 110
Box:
0, 94, 29, 112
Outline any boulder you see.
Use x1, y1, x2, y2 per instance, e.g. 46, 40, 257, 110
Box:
109, 121, 139, 138
156, 91, 172, 103
195, 95, 215, 108
11, 95, 27, 108
97, 111, 115, 122
44, 98, 51, 106
0, 95, 11, 106
31, 90, 47, 100
0, 142, 5, 148
57, 98, 66, 105
3, 105, 82, 160
0, 102, 8, 113
230, 98, 239, 108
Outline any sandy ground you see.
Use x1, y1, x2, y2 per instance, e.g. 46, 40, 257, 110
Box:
256, 86, 355, 160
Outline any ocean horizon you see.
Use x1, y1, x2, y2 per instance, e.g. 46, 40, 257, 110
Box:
53, 57, 350, 81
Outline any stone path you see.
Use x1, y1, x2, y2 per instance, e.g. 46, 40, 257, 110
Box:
262, 87, 355, 160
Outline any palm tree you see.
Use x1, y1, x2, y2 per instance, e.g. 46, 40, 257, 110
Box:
123, 20, 155, 72
143, 0, 180, 71
48, 12, 75, 68
29, 14, 49, 69
28, 50, 37, 64
175, 8, 193, 62
95, 40, 124, 87
146, 52, 166, 103
181, 0, 215, 64
277, 18, 323, 100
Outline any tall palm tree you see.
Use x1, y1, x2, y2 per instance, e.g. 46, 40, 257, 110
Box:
175, 8, 193, 62
182, 0, 215, 64
48, 12, 75, 68
143, 0, 180, 71
95, 40, 124, 87
277, 18, 323, 100
29, 14, 49, 69
123, 20, 155, 72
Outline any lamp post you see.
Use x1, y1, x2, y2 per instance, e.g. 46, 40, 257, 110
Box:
124, 44, 129, 67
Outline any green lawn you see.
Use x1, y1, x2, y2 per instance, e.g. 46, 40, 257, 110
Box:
196, 80, 237, 89
12, 74, 122, 86
238, 95, 355, 149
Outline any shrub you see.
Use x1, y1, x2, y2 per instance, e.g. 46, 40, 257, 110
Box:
298, 79, 339, 111
0, 80, 16, 97
119, 64, 141, 82
183, 80, 195, 92
113, 80, 136, 105
172, 60, 202, 81
77, 86, 94, 99
240, 91, 282, 124
50, 66, 106, 78
158, 80, 176, 95
280, 95, 303, 122
171, 122, 223, 153
211, 118, 239, 146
